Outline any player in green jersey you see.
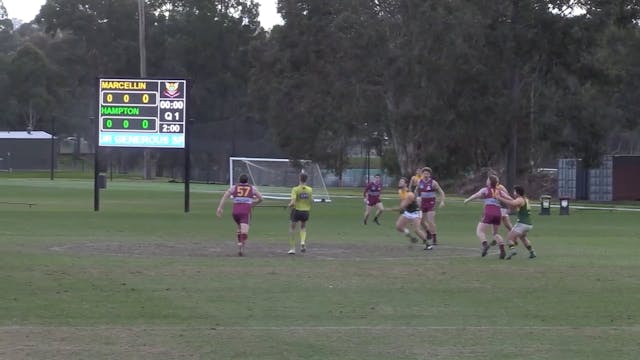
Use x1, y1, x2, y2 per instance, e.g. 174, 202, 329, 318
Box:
496, 185, 537, 259
386, 178, 433, 250
287, 173, 313, 254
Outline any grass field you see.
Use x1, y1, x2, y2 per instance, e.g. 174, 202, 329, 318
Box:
1, 178, 639, 359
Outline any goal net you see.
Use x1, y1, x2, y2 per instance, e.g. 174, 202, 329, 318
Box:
229, 157, 331, 202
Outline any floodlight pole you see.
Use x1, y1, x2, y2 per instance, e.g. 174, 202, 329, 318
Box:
138, 0, 152, 181
138, 0, 146, 78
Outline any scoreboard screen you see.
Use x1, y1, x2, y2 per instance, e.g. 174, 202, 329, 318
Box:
98, 78, 187, 148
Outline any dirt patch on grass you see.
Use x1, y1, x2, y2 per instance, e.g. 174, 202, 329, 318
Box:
49, 241, 479, 260
2, 325, 638, 360
0, 326, 197, 360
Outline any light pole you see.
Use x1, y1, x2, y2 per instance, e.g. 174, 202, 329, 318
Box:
138, 0, 146, 78
138, 0, 151, 179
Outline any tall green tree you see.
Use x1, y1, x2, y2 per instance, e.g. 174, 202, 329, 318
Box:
0, 0, 18, 129
6, 43, 60, 131
375, 0, 501, 177
251, 0, 385, 180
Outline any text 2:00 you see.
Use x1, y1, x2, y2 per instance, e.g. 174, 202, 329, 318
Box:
162, 124, 181, 133
159, 100, 184, 109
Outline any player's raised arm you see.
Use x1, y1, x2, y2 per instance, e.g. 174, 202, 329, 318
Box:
386, 194, 411, 212
497, 185, 514, 202
464, 189, 485, 204
496, 191, 522, 208
216, 187, 233, 217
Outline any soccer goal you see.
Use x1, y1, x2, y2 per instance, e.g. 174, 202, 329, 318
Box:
229, 157, 331, 202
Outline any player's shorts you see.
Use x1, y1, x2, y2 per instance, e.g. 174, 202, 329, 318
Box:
481, 207, 502, 226
290, 209, 310, 222
421, 198, 436, 212
500, 208, 510, 217
512, 222, 533, 234
367, 197, 381, 207
232, 212, 250, 225
402, 210, 422, 220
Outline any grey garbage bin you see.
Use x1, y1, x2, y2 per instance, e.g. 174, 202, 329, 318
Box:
559, 197, 569, 215
98, 173, 107, 189
539, 195, 551, 215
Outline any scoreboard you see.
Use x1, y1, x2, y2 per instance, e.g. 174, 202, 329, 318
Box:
98, 78, 187, 148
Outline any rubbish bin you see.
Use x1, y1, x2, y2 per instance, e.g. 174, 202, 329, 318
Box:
559, 197, 569, 215
98, 173, 107, 189
539, 195, 551, 215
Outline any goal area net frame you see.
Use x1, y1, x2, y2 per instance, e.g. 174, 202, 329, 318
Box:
228, 157, 331, 202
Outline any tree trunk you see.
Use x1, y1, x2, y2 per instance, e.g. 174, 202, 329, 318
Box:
143, 149, 152, 180
529, 74, 537, 172
507, 68, 520, 190
26, 100, 36, 132
388, 121, 422, 177
384, 92, 421, 177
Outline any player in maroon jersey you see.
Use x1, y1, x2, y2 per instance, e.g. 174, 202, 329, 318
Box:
363, 174, 384, 225
216, 174, 263, 256
415, 167, 445, 247
463, 174, 513, 258
488, 170, 514, 245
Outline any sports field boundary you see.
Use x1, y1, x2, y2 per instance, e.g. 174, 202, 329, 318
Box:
326, 194, 640, 212
3, 178, 639, 212
1, 325, 639, 331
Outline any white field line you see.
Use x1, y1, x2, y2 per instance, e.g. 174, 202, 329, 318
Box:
307, 246, 486, 261
333, 195, 640, 212
1, 325, 638, 331
47, 243, 484, 261
557, 205, 640, 211
308, 255, 478, 261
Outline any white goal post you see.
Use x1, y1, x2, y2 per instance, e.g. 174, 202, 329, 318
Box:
229, 157, 331, 202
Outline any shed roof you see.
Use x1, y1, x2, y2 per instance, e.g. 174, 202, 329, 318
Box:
0, 131, 53, 139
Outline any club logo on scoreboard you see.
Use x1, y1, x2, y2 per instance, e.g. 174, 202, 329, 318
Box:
163, 82, 181, 98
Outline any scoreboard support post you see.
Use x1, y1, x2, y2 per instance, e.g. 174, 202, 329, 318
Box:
184, 118, 192, 213
93, 115, 100, 212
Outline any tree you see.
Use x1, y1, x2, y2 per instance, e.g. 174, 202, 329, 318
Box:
251, 0, 384, 181
10, 0, 637, 182
0, 0, 10, 30
6, 43, 59, 131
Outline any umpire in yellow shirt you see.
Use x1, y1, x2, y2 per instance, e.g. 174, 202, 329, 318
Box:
288, 172, 313, 254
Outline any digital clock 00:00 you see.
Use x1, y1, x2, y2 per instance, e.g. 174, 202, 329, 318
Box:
159, 100, 184, 109
102, 118, 156, 131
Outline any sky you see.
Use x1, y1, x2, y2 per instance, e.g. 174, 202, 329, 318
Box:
3, 0, 283, 28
